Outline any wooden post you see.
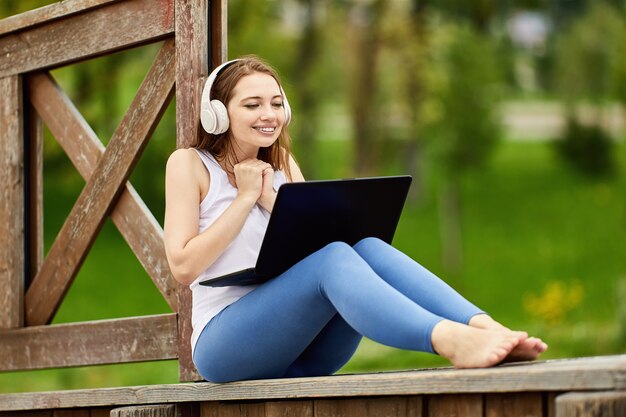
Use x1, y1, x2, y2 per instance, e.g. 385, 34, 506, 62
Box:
0, 75, 25, 329
25, 88, 44, 288
175, 0, 227, 382
175, 0, 209, 382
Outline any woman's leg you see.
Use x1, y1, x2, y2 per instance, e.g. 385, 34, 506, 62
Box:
193, 241, 448, 382
352, 238, 547, 361
353, 238, 483, 324
283, 314, 362, 378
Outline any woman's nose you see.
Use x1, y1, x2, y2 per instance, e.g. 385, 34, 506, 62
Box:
260, 105, 277, 120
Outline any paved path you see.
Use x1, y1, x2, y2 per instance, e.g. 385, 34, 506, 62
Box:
502, 101, 624, 141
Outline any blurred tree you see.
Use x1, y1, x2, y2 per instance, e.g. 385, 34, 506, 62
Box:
423, 24, 503, 275
347, 0, 389, 176
0, 0, 56, 17
552, 1, 625, 177
393, 0, 431, 202
289, 0, 326, 177
429, 0, 496, 33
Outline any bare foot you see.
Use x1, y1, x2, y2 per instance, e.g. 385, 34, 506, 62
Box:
468, 314, 548, 362
431, 320, 526, 368
503, 337, 548, 362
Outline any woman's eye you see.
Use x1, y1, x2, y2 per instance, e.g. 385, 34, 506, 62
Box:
272, 102, 284, 108
244, 104, 259, 109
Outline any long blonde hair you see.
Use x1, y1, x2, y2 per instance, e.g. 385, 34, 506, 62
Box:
192, 56, 293, 180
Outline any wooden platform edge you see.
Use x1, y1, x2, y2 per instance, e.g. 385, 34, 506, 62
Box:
556, 390, 626, 417
0, 355, 624, 412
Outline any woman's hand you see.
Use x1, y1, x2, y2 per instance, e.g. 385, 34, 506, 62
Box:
233, 159, 268, 201
258, 166, 277, 212
233, 159, 276, 209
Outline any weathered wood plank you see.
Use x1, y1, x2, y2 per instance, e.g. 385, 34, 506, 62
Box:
175, 0, 209, 149
315, 396, 421, 417
428, 394, 482, 417
177, 281, 199, 382
546, 392, 560, 417
175, 404, 199, 417
367, 396, 420, 417
0, 314, 177, 371
0, 0, 118, 35
27, 71, 177, 312
210, 0, 228, 68
0, 75, 24, 329
0, 0, 174, 78
0, 356, 624, 412
111, 405, 176, 417
88, 409, 114, 417
485, 393, 543, 417
25, 81, 44, 284
265, 400, 313, 417
314, 398, 367, 417
556, 391, 626, 417
53, 409, 90, 417
174, 0, 213, 383
201, 402, 265, 417
24, 40, 176, 326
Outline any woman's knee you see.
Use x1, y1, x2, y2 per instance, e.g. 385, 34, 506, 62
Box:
310, 241, 362, 277
353, 236, 386, 252
319, 241, 355, 262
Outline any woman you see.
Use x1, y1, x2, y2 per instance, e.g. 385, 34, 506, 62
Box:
163, 55, 547, 383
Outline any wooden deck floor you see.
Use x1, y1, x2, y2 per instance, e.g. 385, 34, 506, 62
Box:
0, 355, 625, 416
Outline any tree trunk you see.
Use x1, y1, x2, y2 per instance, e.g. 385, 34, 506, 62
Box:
403, 0, 429, 203
349, 0, 388, 176
293, 0, 324, 178
438, 180, 463, 279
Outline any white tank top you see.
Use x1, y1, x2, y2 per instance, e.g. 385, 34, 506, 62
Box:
189, 149, 287, 353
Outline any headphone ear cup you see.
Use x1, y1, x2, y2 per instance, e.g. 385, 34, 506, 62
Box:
279, 86, 291, 126
283, 97, 291, 126
200, 101, 217, 134
210, 100, 229, 134
200, 77, 218, 134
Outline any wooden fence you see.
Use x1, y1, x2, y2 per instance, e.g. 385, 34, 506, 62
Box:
0, 0, 225, 382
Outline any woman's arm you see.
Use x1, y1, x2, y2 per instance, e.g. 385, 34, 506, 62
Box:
163, 149, 261, 285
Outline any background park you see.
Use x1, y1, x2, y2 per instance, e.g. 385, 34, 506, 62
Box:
0, 0, 624, 393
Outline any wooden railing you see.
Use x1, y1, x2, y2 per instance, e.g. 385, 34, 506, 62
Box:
0, 0, 225, 381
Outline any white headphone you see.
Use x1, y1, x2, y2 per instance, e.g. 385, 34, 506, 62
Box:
200, 59, 292, 135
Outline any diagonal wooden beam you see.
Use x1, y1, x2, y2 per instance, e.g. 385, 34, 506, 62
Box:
27, 71, 178, 312
24, 39, 176, 326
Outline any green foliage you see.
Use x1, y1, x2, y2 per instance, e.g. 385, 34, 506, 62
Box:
550, 2, 624, 177
0, 0, 57, 17
423, 23, 503, 179
554, 118, 616, 177
553, 1, 626, 106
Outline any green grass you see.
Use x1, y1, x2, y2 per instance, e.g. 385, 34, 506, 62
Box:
0, 140, 624, 392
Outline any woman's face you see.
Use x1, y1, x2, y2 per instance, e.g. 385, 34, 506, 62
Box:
227, 72, 286, 157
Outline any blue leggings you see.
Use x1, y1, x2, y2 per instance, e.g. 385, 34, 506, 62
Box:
193, 238, 483, 382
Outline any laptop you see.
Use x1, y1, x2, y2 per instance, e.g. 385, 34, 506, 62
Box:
199, 175, 412, 287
